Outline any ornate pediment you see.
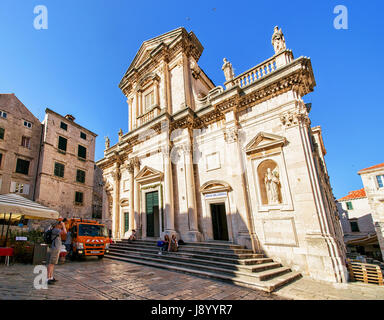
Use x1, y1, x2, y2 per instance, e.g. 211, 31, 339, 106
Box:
135, 166, 163, 184
245, 132, 286, 154
199, 180, 232, 194
119, 27, 203, 89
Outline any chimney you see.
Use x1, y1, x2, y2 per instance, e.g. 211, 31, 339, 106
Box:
65, 114, 75, 121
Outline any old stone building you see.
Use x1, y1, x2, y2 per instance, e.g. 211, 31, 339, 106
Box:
34, 108, 98, 218
0, 94, 42, 199
358, 163, 384, 260
337, 188, 381, 260
97, 27, 347, 283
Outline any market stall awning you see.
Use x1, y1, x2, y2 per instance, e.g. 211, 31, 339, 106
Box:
0, 194, 59, 220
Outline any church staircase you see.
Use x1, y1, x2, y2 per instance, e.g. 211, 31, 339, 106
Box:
105, 239, 301, 293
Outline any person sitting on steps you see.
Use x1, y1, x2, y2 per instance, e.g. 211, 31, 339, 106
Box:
169, 234, 178, 252
128, 229, 137, 242
158, 234, 170, 255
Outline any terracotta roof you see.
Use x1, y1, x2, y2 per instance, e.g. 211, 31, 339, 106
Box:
338, 188, 366, 201
358, 163, 384, 174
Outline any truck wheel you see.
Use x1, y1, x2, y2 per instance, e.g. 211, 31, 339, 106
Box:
98, 255, 104, 260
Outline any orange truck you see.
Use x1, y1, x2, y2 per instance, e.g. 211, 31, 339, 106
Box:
60, 218, 110, 260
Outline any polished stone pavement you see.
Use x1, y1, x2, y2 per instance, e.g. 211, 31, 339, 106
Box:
1, 258, 383, 300
0, 258, 285, 300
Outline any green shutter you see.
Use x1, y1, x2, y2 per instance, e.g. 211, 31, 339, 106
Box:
76, 169, 85, 183
124, 213, 129, 232
0, 127, 4, 139
145, 191, 159, 215
58, 136, 67, 151
54, 162, 64, 177
78, 145, 86, 159
146, 193, 154, 214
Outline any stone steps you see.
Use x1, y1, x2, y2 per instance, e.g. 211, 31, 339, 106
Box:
120, 239, 244, 250
112, 242, 259, 259
113, 245, 268, 265
109, 247, 277, 272
106, 240, 301, 292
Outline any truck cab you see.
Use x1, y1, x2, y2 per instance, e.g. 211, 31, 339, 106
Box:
62, 218, 110, 260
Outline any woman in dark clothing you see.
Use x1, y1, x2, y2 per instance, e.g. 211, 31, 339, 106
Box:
161, 234, 170, 252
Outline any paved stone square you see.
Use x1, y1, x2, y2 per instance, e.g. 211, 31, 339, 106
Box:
1, 258, 384, 300
0, 258, 285, 300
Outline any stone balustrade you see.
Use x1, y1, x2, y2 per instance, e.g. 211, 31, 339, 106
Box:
225, 50, 293, 90
232, 56, 277, 88
137, 105, 160, 126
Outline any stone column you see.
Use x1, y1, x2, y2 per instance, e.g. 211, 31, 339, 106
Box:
224, 110, 260, 252
184, 135, 201, 241
132, 157, 141, 237
127, 161, 135, 233
163, 130, 176, 236
112, 166, 121, 239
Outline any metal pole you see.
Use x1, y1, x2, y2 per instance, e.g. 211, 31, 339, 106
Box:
1, 213, 5, 244
4, 213, 12, 247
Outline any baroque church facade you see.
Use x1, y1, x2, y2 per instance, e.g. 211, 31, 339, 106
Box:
97, 27, 348, 283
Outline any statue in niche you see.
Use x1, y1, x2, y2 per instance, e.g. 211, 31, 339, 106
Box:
264, 168, 281, 205
271, 26, 286, 54
104, 136, 110, 149
222, 58, 234, 82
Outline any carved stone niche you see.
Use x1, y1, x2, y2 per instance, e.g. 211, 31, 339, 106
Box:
245, 132, 293, 212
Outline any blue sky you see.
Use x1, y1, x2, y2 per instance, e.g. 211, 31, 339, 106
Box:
0, 0, 382, 199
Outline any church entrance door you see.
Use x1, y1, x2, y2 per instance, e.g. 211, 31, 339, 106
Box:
210, 203, 229, 241
146, 191, 160, 238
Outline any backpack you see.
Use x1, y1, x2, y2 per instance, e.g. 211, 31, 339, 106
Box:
43, 226, 58, 245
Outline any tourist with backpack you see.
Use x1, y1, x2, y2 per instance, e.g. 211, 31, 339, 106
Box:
45, 221, 67, 285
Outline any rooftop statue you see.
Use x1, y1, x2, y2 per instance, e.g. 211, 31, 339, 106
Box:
271, 26, 286, 54
104, 136, 110, 149
222, 58, 234, 82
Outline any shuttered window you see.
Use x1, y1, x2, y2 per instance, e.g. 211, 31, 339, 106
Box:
78, 145, 86, 159
60, 122, 68, 130
16, 159, 30, 175
58, 136, 67, 152
75, 191, 83, 204
0, 127, 4, 140
76, 169, 85, 183
54, 162, 65, 178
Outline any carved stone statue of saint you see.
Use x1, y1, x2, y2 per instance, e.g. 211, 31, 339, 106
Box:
104, 136, 110, 149
222, 58, 234, 82
271, 26, 286, 54
118, 128, 123, 141
264, 168, 281, 205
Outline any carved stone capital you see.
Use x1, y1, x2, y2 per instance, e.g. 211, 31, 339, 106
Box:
224, 127, 238, 143
126, 162, 134, 174
130, 157, 141, 169
280, 110, 310, 128
111, 170, 121, 181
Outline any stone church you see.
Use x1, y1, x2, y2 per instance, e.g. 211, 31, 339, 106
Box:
97, 27, 348, 282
